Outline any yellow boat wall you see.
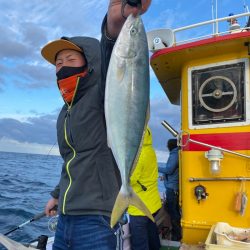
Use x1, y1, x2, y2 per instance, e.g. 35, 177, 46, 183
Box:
151, 32, 250, 244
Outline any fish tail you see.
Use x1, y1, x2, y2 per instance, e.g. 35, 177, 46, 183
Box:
110, 187, 154, 228
129, 188, 155, 223
110, 189, 129, 228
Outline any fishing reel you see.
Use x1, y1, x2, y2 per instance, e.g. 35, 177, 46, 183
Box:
48, 215, 59, 232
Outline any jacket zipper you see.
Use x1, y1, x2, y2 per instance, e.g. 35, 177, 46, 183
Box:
62, 77, 80, 214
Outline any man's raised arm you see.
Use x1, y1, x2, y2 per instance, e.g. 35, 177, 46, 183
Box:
107, 0, 151, 39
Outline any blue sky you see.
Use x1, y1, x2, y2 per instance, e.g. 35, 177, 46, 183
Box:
0, 0, 248, 162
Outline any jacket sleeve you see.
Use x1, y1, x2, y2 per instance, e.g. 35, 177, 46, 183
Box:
160, 149, 179, 175
50, 184, 60, 199
99, 14, 116, 98
158, 166, 167, 174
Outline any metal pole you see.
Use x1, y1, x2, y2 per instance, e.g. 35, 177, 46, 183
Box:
189, 177, 250, 182
188, 138, 250, 159
161, 120, 250, 159
215, 0, 218, 34
244, 0, 250, 21
211, 0, 215, 34
161, 120, 178, 137
173, 12, 250, 33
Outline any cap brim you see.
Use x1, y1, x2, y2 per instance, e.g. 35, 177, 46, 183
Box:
41, 39, 83, 65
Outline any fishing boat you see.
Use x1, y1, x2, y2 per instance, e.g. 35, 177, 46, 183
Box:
147, 4, 250, 250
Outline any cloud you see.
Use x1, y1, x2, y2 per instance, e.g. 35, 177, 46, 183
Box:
0, 64, 6, 91
20, 22, 48, 47
0, 96, 180, 159
0, 114, 57, 145
15, 64, 56, 89
0, 39, 31, 59
0, 1, 108, 94
155, 149, 169, 164
0, 0, 184, 160
0, 137, 59, 155
149, 97, 181, 154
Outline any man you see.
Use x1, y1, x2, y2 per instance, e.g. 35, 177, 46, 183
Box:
128, 127, 162, 250
158, 139, 181, 241
41, 1, 151, 249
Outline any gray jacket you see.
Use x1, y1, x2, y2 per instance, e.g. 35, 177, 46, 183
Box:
51, 19, 121, 217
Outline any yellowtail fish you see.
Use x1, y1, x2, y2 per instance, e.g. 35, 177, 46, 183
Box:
105, 13, 153, 227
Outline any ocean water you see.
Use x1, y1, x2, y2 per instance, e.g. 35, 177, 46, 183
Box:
0, 151, 165, 249
0, 151, 62, 249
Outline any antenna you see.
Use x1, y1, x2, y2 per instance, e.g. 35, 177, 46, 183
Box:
212, 0, 215, 34
243, 0, 250, 28
211, 0, 219, 34
215, 0, 218, 33
243, 0, 250, 21
243, 0, 249, 12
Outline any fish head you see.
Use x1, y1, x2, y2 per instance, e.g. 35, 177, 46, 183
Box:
115, 14, 147, 59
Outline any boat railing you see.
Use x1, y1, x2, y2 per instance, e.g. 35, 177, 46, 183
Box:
173, 12, 250, 46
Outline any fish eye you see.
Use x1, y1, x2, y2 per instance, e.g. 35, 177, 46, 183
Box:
130, 27, 137, 36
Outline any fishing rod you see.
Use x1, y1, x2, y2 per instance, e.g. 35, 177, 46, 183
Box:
4, 205, 57, 236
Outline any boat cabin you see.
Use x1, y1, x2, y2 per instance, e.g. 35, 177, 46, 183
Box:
148, 12, 250, 245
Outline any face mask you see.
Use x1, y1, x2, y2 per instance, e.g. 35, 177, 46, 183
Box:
57, 66, 87, 103
56, 66, 86, 80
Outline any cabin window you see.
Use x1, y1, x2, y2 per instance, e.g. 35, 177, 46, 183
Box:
190, 60, 247, 128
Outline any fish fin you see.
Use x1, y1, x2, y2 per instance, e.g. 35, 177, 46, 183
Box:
130, 114, 150, 176
116, 59, 126, 82
146, 103, 150, 124
129, 188, 154, 223
0, 233, 31, 249
107, 132, 111, 148
111, 189, 129, 228
110, 187, 154, 228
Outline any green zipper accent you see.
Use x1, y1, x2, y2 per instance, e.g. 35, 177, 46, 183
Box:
62, 77, 80, 214
62, 117, 76, 214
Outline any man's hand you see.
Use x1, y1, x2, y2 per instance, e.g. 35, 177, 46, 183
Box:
45, 198, 58, 216
109, 0, 151, 16
159, 175, 165, 181
107, 0, 151, 39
